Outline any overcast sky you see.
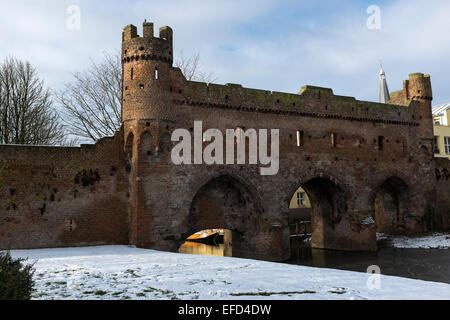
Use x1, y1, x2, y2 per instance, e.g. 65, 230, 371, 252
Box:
1, 0, 449, 106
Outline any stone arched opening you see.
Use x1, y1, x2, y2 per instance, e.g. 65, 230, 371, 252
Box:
373, 176, 410, 234
299, 177, 348, 250
181, 174, 260, 258
125, 132, 134, 157
286, 174, 351, 251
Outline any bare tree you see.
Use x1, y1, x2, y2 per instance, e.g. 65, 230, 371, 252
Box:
0, 56, 66, 145
57, 51, 216, 143
174, 51, 216, 83
56, 52, 122, 143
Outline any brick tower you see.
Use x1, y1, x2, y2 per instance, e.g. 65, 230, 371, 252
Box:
389, 73, 434, 155
121, 22, 181, 246
406, 73, 434, 139
122, 22, 174, 123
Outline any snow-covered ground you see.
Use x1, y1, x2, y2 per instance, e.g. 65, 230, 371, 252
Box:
377, 232, 450, 249
10, 245, 450, 300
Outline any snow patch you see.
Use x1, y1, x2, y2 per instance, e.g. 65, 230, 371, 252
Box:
377, 233, 450, 249
9, 245, 450, 300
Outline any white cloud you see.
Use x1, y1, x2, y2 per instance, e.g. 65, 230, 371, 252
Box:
199, 0, 450, 104
0, 0, 449, 105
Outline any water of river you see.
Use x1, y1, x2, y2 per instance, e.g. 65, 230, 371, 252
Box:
287, 237, 450, 284
179, 241, 226, 257
179, 238, 450, 284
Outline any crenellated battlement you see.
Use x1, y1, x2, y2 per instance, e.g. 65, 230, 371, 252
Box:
172, 81, 419, 126
405, 73, 433, 102
390, 73, 433, 104
143, 22, 154, 38
121, 21, 175, 122
122, 21, 173, 42
122, 21, 173, 66
121, 20, 432, 129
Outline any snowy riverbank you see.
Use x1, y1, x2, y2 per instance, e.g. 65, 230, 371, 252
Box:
10, 245, 450, 300
377, 232, 450, 249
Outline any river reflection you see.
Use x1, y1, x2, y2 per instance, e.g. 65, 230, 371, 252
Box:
179, 241, 228, 257
287, 237, 450, 284
179, 237, 450, 284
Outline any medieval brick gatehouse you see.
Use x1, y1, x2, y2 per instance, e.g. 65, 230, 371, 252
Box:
1, 21, 449, 261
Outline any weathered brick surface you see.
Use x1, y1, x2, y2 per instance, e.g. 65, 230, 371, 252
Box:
0, 21, 447, 262
434, 158, 450, 230
0, 131, 129, 249
119, 22, 441, 261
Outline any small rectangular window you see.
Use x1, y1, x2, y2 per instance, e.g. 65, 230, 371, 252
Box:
378, 136, 384, 151
445, 137, 450, 154
131, 67, 134, 80
296, 131, 304, 147
155, 67, 159, 80
297, 192, 305, 207
331, 132, 336, 147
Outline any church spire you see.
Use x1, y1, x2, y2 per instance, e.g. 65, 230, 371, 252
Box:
379, 61, 390, 103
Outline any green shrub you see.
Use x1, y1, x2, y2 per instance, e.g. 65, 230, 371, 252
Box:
0, 251, 36, 300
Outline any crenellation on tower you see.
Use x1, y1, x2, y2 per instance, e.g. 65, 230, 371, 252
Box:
390, 73, 433, 105
405, 73, 433, 102
121, 21, 173, 65
159, 26, 173, 42
123, 24, 138, 41
121, 20, 177, 124
143, 22, 154, 38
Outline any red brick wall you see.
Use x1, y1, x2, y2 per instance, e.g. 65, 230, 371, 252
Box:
0, 130, 129, 249
119, 22, 438, 260
435, 158, 450, 230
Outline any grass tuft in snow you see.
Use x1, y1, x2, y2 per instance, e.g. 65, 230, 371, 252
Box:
230, 290, 317, 296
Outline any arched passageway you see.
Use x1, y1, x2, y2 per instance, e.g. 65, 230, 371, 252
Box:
288, 177, 349, 251
179, 228, 233, 257
374, 176, 409, 234
181, 175, 260, 258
